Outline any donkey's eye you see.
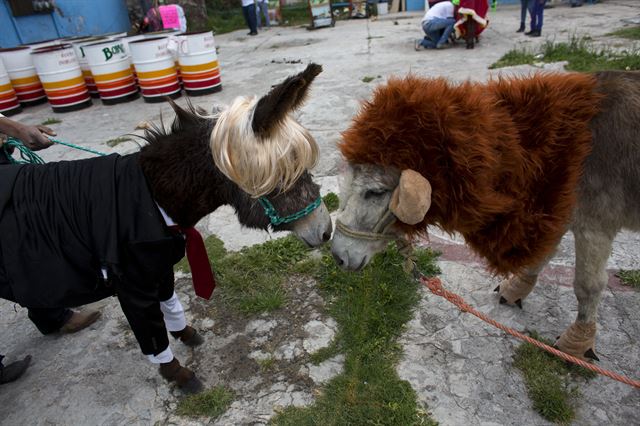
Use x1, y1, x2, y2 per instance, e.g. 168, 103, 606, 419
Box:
364, 189, 388, 199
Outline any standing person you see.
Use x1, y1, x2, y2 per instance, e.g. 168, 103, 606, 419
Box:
256, 0, 270, 30
517, 0, 532, 32
141, 1, 163, 33
0, 114, 102, 386
526, 0, 546, 37
415, 0, 456, 50
242, 0, 258, 36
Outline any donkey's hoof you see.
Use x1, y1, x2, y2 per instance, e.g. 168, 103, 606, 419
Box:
584, 348, 600, 362
555, 321, 597, 361
496, 275, 536, 307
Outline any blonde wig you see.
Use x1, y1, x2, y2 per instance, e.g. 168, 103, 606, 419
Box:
210, 95, 319, 197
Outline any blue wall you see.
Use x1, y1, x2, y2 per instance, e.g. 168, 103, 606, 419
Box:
0, 0, 131, 47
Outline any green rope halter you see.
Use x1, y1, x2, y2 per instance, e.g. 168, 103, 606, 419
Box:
3, 137, 108, 164
258, 195, 322, 226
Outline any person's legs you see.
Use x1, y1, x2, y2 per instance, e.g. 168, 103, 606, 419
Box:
418, 21, 437, 49
518, 0, 527, 32
242, 5, 258, 34
425, 17, 455, 48
259, 1, 270, 27
27, 307, 100, 335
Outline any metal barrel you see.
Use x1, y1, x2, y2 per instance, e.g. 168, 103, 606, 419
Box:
70, 37, 107, 98
31, 44, 92, 113
177, 31, 222, 96
0, 46, 47, 106
0, 58, 22, 116
129, 37, 181, 103
84, 39, 139, 105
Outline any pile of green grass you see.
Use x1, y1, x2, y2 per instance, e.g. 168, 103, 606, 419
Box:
206, 3, 312, 34
490, 35, 640, 72
616, 269, 640, 289
176, 234, 309, 314
176, 232, 440, 423
607, 26, 640, 40
322, 192, 339, 213
40, 118, 62, 126
513, 331, 596, 424
176, 386, 235, 418
271, 244, 440, 425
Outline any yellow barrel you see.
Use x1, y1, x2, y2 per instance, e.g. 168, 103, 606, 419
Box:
0, 47, 47, 106
0, 58, 22, 116
31, 44, 92, 113
177, 31, 222, 96
84, 39, 139, 105
129, 37, 181, 103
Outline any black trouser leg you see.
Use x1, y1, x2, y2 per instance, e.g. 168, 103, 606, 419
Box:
27, 308, 73, 335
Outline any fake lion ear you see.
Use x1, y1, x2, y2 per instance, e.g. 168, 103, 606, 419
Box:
389, 169, 432, 225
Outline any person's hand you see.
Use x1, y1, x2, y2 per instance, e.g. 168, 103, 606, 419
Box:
14, 123, 56, 151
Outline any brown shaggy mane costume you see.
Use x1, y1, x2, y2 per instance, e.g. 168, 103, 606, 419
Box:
340, 73, 604, 275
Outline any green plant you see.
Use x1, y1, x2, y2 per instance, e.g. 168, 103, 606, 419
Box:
362, 76, 376, 83
176, 386, 235, 418
105, 136, 132, 147
616, 269, 640, 289
513, 331, 596, 424
271, 244, 440, 425
322, 192, 339, 213
40, 118, 62, 125
607, 26, 640, 40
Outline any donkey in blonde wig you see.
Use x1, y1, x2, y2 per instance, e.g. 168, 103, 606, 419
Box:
211, 64, 321, 197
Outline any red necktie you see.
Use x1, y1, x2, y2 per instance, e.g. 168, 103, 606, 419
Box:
181, 227, 216, 300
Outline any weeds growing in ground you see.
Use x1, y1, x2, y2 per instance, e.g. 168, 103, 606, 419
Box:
322, 192, 339, 213
490, 35, 640, 72
271, 243, 440, 425
616, 269, 640, 289
176, 386, 235, 418
607, 26, 640, 40
513, 331, 596, 424
106, 136, 132, 147
40, 118, 62, 125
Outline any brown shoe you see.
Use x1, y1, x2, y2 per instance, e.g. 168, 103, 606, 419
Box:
0, 355, 31, 385
170, 325, 204, 347
159, 357, 203, 393
60, 309, 101, 333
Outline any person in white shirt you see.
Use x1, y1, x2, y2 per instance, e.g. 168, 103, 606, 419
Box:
256, 0, 270, 29
415, 0, 457, 50
241, 0, 258, 36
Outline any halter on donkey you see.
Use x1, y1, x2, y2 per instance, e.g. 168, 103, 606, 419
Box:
0, 63, 331, 392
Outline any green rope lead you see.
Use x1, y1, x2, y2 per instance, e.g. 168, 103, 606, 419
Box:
48, 137, 108, 157
2, 136, 109, 165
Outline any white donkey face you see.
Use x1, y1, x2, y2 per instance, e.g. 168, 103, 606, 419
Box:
331, 164, 401, 271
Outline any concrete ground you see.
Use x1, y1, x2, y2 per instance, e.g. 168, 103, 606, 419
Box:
1, 1, 639, 425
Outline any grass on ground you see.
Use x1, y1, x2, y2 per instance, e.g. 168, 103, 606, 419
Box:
616, 269, 640, 289
40, 118, 62, 125
207, 3, 312, 34
176, 386, 235, 418
271, 243, 440, 425
105, 136, 132, 147
176, 232, 440, 424
490, 35, 640, 72
607, 26, 640, 40
322, 192, 339, 213
513, 331, 596, 424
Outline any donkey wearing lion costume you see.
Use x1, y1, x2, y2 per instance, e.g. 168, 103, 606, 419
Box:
331, 70, 640, 362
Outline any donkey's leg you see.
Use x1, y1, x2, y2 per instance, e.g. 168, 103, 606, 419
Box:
555, 227, 615, 361
495, 241, 560, 308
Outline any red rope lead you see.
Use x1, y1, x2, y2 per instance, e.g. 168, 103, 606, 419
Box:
421, 276, 640, 389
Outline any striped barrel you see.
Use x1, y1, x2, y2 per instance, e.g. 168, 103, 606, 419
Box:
0, 47, 47, 106
84, 39, 139, 105
71, 37, 106, 98
145, 30, 183, 85
117, 34, 146, 86
0, 58, 22, 116
177, 31, 222, 96
129, 37, 181, 103
31, 44, 92, 113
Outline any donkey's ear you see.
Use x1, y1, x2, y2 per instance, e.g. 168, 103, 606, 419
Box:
389, 169, 432, 225
167, 97, 203, 131
252, 63, 322, 137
